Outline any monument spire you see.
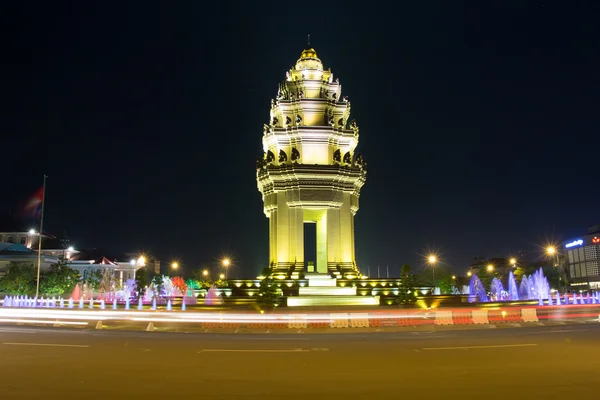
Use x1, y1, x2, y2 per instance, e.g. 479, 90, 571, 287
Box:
307, 34, 310, 46
256, 47, 367, 279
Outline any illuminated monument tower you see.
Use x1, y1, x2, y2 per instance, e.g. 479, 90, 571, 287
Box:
256, 48, 367, 279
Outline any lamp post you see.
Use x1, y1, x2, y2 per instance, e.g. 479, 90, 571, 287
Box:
222, 258, 230, 279
546, 246, 563, 293
427, 255, 437, 284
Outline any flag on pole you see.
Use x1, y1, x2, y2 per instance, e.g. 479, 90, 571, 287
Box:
20, 187, 44, 219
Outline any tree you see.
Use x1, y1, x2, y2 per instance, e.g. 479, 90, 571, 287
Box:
437, 274, 454, 295
135, 267, 149, 296
257, 265, 282, 307
151, 275, 164, 296
0, 262, 36, 295
396, 264, 418, 305
84, 269, 103, 292
40, 262, 80, 297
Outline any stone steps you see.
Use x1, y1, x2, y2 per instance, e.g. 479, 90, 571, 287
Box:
299, 286, 357, 296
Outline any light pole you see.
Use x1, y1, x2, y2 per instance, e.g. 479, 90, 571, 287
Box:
427, 255, 437, 284
546, 246, 563, 293
222, 258, 230, 279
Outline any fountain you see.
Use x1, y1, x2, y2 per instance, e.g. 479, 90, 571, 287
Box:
166, 299, 172, 311
508, 271, 519, 301
113, 298, 117, 309
468, 275, 488, 303
59, 298, 65, 308
556, 292, 561, 305
181, 298, 186, 311
138, 297, 143, 310
79, 298, 84, 309
3, 296, 10, 307
490, 278, 505, 301
205, 285, 223, 305
143, 286, 155, 303
468, 268, 553, 305
519, 276, 531, 300
151, 297, 157, 310
100, 299, 105, 309
125, 297, 130, 310
68, 298, 74, 308
89, 299, 94, 309
71, 283, 82, 301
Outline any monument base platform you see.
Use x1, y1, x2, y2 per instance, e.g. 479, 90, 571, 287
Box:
287, 295, 380, 307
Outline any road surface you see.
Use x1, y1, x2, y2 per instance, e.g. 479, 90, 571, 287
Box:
1, 323, 599, 399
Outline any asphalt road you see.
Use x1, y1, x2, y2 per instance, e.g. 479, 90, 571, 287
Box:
1, 324, 599, 399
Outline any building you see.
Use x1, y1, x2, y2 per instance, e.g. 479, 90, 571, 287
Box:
0, 216, 51, 249
0, 243, 59, 278
0, 216, 140, 283
256, 48, 367, 278
563, 224, 600, 289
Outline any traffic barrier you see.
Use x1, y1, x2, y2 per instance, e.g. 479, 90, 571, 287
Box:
308, 321, 330, 329
452, 310, 472, 325
368, 313, 398, 328
521, 308, 539, 323
434, 310, 454, 325
330, 313, 349, 328
288, 314, 308, 329
487, 309, 521, 323
266, 321, 287, 329
471, 309, 489, 324
349, 313, 370, 328
245, 322, 268, 329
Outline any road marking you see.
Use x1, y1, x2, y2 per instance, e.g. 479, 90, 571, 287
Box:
198, 348, 311, 353
3, 342, 89, 348
0, 328, 36, 334
423, 344, 538, 351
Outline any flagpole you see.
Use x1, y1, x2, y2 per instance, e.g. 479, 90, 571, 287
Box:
35, 175, 47, 299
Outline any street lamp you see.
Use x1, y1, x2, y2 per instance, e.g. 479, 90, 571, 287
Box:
171, 262, 179, 270
427, 255, 437, 283
219, 273, 225, 280
546, 246, 562, 292
202, 269, 209, 277
467, 271, 472, 277
509, 258, 516, 267
222, 258, 230, 279
487, 264, 494, 272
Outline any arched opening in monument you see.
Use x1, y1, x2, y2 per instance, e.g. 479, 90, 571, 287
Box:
303, 222, 316, 273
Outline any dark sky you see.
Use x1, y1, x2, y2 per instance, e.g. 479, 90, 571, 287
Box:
2, 2, 599, 277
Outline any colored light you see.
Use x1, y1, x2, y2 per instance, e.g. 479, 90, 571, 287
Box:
565, 239, 583, 248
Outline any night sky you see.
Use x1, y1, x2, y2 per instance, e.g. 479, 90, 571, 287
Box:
3, 2, 599, 277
